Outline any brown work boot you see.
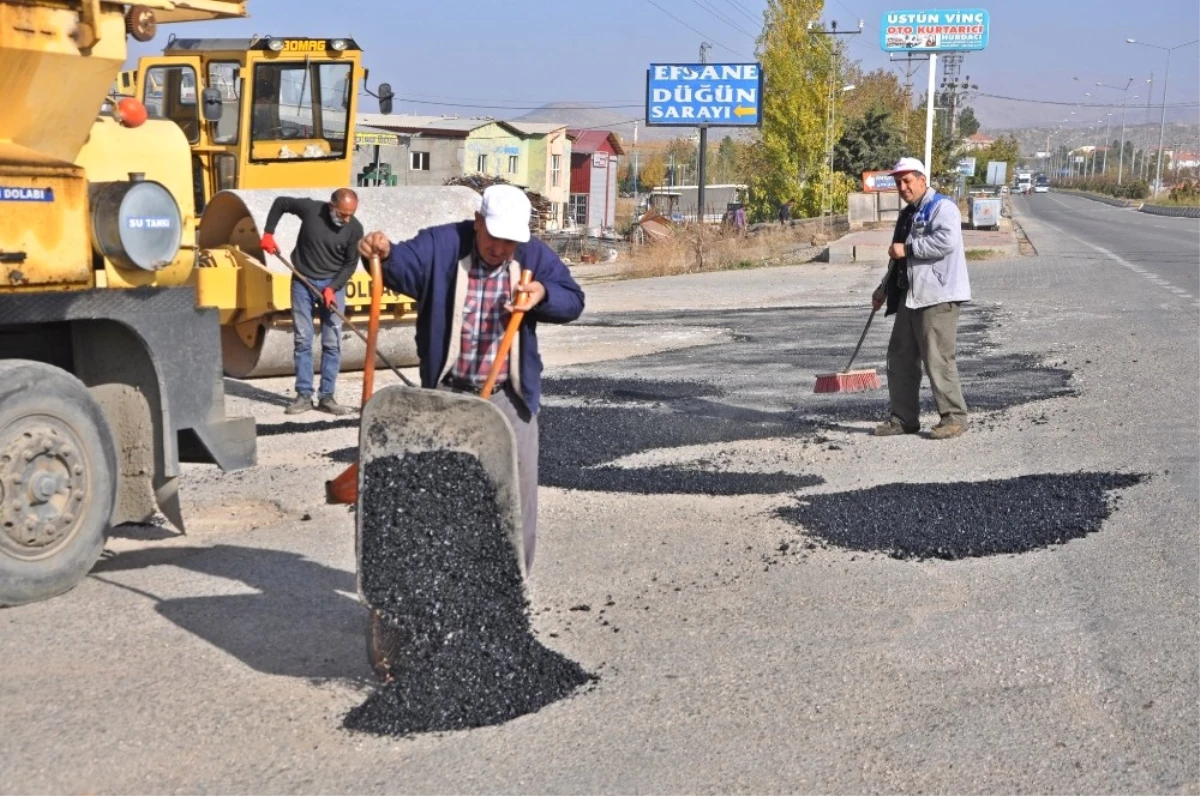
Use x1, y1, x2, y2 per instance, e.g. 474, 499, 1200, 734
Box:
929, 422, 966, 440
285, 393, 313, 415
873, 419, 919, 437
316, 395, 353, 416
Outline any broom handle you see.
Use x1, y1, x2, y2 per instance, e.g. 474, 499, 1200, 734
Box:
842, 257, 896, 373
480, 270, 533, 400
841, 306, 877, 373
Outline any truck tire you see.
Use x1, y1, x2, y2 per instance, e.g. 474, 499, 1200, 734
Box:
0, 360, 117, 607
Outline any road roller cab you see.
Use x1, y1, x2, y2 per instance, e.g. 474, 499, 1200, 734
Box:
122, 36, 482, 378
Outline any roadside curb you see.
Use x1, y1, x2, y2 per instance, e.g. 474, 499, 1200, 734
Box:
1139, 204, 1200, 219
1052, 189, 1141, 209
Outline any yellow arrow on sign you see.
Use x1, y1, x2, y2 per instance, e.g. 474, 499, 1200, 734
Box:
733, 106, 756, 118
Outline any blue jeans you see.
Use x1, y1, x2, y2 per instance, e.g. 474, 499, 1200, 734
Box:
291, 276, 344, 397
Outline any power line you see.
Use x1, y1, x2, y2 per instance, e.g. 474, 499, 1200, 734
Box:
722, 0, 760, 26
977, 91, 1199, 109
642, 0, 750, 58
393, 91, 642, 105
690, 0, 756, 38
376, 96, 643, 111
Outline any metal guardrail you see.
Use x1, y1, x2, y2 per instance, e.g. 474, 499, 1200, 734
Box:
1139, 204, 1200, 219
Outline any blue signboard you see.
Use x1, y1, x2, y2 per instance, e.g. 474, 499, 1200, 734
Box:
880, 9, 989, 52
646, 63, 762, 127
0, 186, 54, 202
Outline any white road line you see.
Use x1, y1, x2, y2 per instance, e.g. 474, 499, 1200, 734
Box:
1029, 216, 1193, 300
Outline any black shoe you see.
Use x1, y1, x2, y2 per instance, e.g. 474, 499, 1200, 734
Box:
317, 395, 353, 416
285, 393, 313, 415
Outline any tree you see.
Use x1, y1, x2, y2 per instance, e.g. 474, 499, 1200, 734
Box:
968, 133, 1019, 184
639, 154, 666, 191
840, 67, 911, 126
745, 0, 829, 221
714, 135, 740, 183
834, 106, 906, 179
957, 107, 980, 138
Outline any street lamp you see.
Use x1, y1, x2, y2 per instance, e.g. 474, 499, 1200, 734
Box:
808, 18, 863, 226
1126, 37, 1200, 194
1095, 79, 1135, 184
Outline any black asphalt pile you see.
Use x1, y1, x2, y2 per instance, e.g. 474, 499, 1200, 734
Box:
539, 402, 822, 495
776, 472, 1145, 560
345, 450, 593, 737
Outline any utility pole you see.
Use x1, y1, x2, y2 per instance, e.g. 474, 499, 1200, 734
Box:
697, 41, 711, 223
1096, 78, 1135, 184
890, 51, 931, 148
1126, 38, 1200, 195
808, 18, 863, 228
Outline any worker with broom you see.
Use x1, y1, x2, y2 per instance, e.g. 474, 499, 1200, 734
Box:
357, 184, 585, 571
870, 157, 971, 439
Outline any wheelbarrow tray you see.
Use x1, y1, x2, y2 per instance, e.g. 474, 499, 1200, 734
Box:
355, 384, 525, 606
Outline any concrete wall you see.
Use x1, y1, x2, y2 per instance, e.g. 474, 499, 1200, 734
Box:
463, 122, 524, 182
352, 137, 463, 187
847, 191, 902, 227
587, 152, 618, 234
522, 129, 570, 230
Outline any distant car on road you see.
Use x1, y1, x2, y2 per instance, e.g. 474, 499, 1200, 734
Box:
1034, 178, 1049, 194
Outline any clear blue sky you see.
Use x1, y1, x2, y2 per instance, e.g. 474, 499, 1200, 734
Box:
128, 0, 1200, 131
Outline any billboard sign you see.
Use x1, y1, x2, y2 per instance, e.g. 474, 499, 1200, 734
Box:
862, 171, 897, 192
881, 9, 989, 52
646, 63, 763, 127
986, 161, 1007, 186
957, 157, 977, 176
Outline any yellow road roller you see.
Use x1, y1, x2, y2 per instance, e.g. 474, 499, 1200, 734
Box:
120, 35, 481, 378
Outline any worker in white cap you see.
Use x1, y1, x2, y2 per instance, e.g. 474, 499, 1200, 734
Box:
870, 157, 971, 439
358, 184, 585, 571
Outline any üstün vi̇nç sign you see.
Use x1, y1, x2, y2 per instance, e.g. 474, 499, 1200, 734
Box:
880, 9, 989, 52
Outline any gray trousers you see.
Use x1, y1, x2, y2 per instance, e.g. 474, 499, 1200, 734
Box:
440, 382, 539, 573
887, 301, 968, 428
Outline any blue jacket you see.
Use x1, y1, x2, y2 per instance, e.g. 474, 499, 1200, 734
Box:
380, 220, 585, 414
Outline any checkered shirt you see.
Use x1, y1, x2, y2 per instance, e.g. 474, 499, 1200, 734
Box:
451, 256, 514, 387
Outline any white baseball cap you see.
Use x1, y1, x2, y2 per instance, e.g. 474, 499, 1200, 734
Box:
479, 184, 531, 243
889, 157, 928, 178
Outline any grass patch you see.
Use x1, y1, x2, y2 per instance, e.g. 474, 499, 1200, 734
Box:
965, 249, 1003, 261
622, 218, 840, 279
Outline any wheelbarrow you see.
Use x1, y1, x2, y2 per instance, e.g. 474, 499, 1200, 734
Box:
334, 263, 532, 679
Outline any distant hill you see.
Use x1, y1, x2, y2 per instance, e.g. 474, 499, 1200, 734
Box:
511, 102, 759, 146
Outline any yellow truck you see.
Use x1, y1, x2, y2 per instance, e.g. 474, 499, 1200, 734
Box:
119, 36, 479, 377
0, 0, 257, 605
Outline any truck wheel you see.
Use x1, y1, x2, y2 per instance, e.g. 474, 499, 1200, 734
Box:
0, 361, 117, 607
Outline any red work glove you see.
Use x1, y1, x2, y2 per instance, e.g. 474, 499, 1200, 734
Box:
260, 232, 278, 254
322, 286, 336, 309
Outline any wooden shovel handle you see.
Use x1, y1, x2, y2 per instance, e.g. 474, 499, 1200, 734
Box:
480, 270, 533, 400
361, 255, 384, 403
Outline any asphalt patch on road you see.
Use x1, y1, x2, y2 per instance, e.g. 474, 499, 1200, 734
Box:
345, 450, 593, 737
775, 472, 1145, 560
539, 305, 1073, 496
